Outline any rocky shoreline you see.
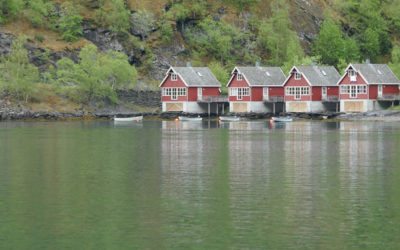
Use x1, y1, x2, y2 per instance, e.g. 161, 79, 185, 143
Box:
1, 105, 400, 122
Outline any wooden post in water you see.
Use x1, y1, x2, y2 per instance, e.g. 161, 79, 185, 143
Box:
216, 103, 219, 115
222, 103, 225, 114
273, 103, 276, 114
208, 103, 210, 118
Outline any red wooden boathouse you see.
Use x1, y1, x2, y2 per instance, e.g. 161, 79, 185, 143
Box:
283, 66, 341, 112
159, 66, 223, 113
338, 64, 400, 112
227, 66, 286, 113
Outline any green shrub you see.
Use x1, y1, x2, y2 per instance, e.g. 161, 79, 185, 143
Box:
58, 2, 83, 42
56, 44, 137, 104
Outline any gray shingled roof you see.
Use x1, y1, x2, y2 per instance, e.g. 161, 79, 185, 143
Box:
295, 65, 340, 86
235, 67, 286, 86
171, 67, 221, 87
350, 64, 400, 84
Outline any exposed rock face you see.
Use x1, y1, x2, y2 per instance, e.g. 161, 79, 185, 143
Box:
291, 0, 324, 52
0, 32, 80, 71
82, 21, 146, 66
117, 90, 161, 108
0, 32, 13, 56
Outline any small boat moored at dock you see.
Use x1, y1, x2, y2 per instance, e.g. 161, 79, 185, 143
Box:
114, 116, 143, 122
271, 116, 293, 122
178, 116, 203, 121
219, 116, 240, 122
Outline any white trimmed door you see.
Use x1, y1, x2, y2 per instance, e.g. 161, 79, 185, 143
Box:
198, 88, 202, 100
322, 87, 327, 99
263, 87, 269, 100
378, 85, 383, 98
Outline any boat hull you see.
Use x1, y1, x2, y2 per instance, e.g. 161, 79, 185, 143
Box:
219, 116, 240, 122
114, 116, 143, 122
271, 117, 293, 122
178, 116, 203, 121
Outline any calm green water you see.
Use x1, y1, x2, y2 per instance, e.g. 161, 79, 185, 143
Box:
1, 120, 400, 249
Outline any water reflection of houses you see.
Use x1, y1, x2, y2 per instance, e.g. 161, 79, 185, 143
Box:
219, 121, 267, 130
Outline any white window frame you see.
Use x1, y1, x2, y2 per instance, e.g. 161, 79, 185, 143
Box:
230, 87, 249, 100
197, 88, 202, 100
263, 87, 269, 100
294, 72, 302, 80
350, 85, 357, 98
162, 87, 186, 99
171, 73, 178, 81
378, 85, 383, 97
285, 86, 309, 99
348, 70, 357, 82
237, 73, 243, 81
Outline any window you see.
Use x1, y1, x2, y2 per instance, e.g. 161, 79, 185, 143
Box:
348, 70, 357, 82
340, 85, 349, 94
171, 73, 177, 81
294, 72, 302, 80
230, 87, 250, 99
237, 73, 243, 81
340, 85, 367, 97
162, 88, 186, 98
285, 87, 309, 99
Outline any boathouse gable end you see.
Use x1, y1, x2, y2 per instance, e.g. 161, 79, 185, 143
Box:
160, 66, 222, 113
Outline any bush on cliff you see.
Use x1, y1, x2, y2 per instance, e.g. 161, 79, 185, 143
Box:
0, 36, 39, 102
56, 44, 137, 104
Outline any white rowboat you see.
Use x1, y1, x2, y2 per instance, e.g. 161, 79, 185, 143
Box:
114, 116, 143, 122
219, 116, 240, 122
178, 116, 203, 121
271, 116, 293, 122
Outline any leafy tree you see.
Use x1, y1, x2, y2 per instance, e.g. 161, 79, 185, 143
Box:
56, 44, 137, 103
332, 0, 390, 60
95, 0, 130, 33
159, 19, 173, 44
209, 61, 230, 93
257, 0, 303, 66
0, 0, 24, 22
24, 0, 54, 28
58, 2, 83, 42
389, 45, 400, 78
312, 18, 359, 67
0, 36, 39, 102
186, 18, 235, 63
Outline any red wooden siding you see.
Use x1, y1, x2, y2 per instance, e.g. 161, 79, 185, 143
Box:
284, 73, 312, 101
327, 86, 339, 96
161, 94, 187, 102
228, 73, 251, 102
339, 72, 368, 85
189, 87, 220, 101
161, 74, 186, 88
269, 87, 284, 96
312, 87, 322, 101
369, 85, 378, 99
188, 88, 197, 101
251, 87, 263, 101
338, 72, 368, 99
202, 87, 220, 96
161, 74, 187, 102
228, 73, 250, 87
383, 85, 399, 95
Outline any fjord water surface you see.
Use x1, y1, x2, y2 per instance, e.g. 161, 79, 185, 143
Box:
1, 121, 400, 249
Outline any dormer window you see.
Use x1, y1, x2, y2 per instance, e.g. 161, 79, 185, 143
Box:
171, 73, 177, 81
237, 73, 243, 81
294, 72, 301, 80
